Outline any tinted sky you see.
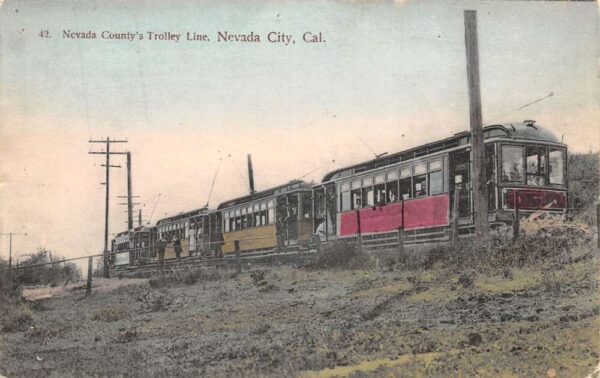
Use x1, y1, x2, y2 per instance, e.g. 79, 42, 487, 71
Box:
0, 0, 598, 262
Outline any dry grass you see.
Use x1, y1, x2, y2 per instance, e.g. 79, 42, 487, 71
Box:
148, 267, 230, 288
309, 241, 375, 270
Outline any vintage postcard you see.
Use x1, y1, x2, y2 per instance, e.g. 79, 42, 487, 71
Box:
0, 0, 598, 377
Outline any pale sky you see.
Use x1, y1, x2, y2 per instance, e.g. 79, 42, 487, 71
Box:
0, 0, 598, 263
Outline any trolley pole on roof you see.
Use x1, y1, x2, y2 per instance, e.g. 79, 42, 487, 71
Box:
89, 137, 128, 278
247, 154, 256, 195
464, 10, 489, 242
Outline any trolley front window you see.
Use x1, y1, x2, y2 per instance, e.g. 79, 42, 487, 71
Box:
526, 146, 546, 186
502, 145, 524, 182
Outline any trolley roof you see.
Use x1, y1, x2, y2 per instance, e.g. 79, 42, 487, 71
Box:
156, 207, 211, 225
217, 180, 312, 210
321, 121, 564, 182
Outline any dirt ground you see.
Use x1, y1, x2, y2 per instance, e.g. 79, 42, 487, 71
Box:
1, 244, 599, 377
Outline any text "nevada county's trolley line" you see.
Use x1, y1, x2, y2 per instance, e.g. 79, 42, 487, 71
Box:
54, 30, 326, 44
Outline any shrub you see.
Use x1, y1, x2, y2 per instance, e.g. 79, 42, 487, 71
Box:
148, 267, 228, 288
91, 307, 126, 322
309, 241, 374, 270
0, 291, 33, 333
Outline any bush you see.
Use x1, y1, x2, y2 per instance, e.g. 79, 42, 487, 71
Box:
568, 152, 599, 220
10, 249, 81, 287
309, 241, 374, 270
0, 290, 33, 333
148, 267, 228, 288
390, 217, 593, 274
91, 307, 126, 322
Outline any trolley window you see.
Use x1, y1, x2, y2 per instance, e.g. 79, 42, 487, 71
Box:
362, 176, 374, 206
414, 163, 427, 176
413, 175, 427, 198
351, 185, 362, 209
268, 208, 274, 225
400, 167, 411, 178
526, 146, 546, 186
399, 177, 411, 200
502, 145, 524, 182
374, 174, 386, 205
429, 171, 443, 195
340, 182, 351, 211
549, 149, 565, 185
429, 160, 443, 195
387, 171, 399, 202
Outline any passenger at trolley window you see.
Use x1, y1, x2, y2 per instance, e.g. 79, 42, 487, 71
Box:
362, 176, 374, 207
386, 171, 399, 202
502, 145, 524, 182
526, 146, 546, 186
374, 174, 386, 205
351, 179, 362, 209
399, 167, 412, 200
260, 202, 268, 225
413, 163, 427, 197
267, 200, 275, 225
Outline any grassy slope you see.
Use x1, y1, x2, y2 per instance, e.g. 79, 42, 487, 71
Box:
0, 241, 598, 377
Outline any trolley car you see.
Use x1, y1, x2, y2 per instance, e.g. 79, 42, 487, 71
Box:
218, 180, 313, 254
314, 120, 567, 244
110, 120, 568, 268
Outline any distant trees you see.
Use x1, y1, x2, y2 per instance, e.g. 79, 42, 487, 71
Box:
8, 249, 81, 287
568, 152, 599, 223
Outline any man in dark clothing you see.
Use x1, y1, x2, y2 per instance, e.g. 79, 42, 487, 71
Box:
157, 238, 166, 274
215, 232, 224, 259
174, 237, 182, 261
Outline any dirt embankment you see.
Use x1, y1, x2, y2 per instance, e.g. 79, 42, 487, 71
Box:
0, 231, 598, 377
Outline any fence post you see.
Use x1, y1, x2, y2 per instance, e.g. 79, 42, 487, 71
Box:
86, 256, 93, 295
512, 191, 520, 242
314, 235, 321, 254
397, 227, 404, 256
234, 240, 241, 275
452, 190, 460, 243
596, 203, 599, 249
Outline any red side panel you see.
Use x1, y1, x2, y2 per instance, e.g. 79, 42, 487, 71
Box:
404, 194, 450, 229
359, 202, 403, 234
505, 189, 566, 210
340, 211, 359, 236
339, 194, 450, 236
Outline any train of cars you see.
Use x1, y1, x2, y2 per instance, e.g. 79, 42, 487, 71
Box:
111, 120, 568, 267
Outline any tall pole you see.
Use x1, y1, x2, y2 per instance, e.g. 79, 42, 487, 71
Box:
464, 10, 489, 242
8, 233, 12, 270
103, 138, 111, 277
127, 152, 133, 230
89, 137, 127, 279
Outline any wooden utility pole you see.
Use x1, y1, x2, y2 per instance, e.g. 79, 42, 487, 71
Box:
118, 152, 140, 230
464, 10, 489, 242
1, 232, 27, 282
89, 137, 127, 278
126, 152, 134, 230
